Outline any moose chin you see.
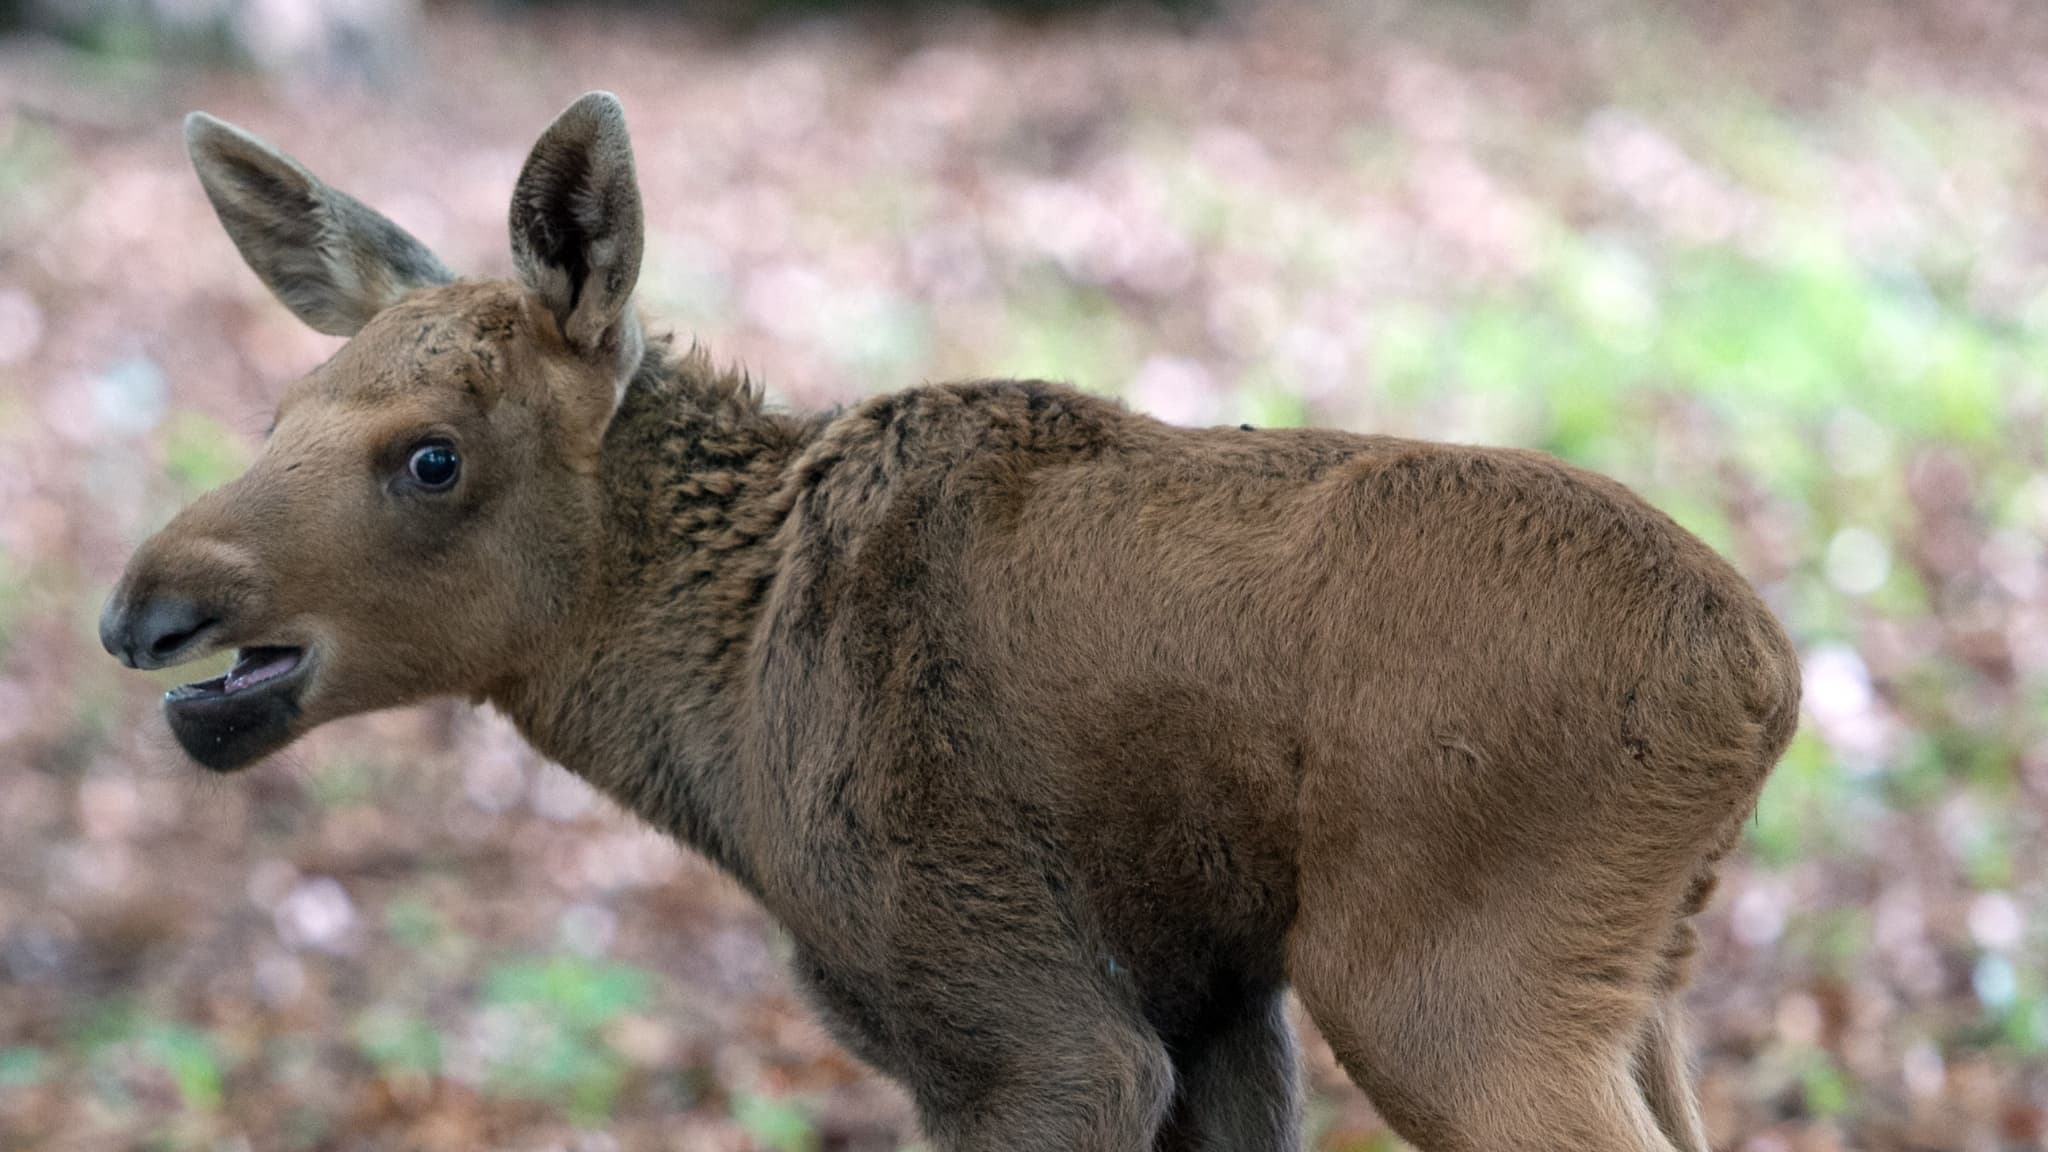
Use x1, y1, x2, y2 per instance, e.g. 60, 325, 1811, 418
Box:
100, 92, 1801, 1152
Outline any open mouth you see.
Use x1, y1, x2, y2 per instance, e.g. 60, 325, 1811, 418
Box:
166, 646, 305, 701
164, 646, 313, 772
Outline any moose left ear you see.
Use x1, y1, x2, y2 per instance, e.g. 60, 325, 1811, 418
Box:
509, 92, 644, 373
187, 112, 454, 337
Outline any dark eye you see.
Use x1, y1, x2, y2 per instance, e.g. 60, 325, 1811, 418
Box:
407, 442, 460, 490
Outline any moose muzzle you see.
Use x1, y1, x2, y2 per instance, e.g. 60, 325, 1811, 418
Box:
100, 524, 312, 772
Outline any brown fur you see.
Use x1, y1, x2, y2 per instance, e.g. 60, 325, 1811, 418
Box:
103, 94, 1801, 1151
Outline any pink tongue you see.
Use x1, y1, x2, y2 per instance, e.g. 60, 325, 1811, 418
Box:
225, 651, 299, 694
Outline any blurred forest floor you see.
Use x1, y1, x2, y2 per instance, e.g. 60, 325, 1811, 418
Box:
4, 0, 2048, 1148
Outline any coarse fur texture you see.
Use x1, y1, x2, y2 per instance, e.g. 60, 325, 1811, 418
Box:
103, 93, 1802, 1151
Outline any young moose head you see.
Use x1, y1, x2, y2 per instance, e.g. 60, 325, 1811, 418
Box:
100, 93, 648, 770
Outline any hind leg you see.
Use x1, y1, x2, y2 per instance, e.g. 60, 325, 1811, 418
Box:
1627, 840, 1732, 1152
1290, 903, 1678, 1152
1154, 987, 1301, 1151
1285, 763, 1699, 1152
1634, 999, 1710, 1152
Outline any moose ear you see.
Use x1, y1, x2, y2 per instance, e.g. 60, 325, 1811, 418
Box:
509, 92, 644, 366
185, 113, 453, 337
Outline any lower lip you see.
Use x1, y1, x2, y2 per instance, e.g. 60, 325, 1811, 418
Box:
164, 648, 312, 772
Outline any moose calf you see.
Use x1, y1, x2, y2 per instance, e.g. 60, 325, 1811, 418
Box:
101, 93, 1801, 1151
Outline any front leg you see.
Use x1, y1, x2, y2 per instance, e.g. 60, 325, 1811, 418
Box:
1156, 988, 1302, 1152
796, 942, 1176, 1152
921, 1003, 1177, 1152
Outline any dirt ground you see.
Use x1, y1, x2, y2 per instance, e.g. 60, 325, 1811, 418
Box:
4, 1, 2048, 1148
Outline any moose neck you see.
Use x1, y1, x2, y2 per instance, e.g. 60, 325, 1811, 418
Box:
490, 339, 821, 885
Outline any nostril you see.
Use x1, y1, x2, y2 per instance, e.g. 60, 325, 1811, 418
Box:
130, 597, 217, 668
149, 620, 210, 659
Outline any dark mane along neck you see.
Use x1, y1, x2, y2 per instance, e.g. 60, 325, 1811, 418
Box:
494, 336, 823, 882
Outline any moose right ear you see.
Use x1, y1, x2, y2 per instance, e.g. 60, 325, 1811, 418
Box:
508, 93, 645, 365
185, 113, 454, 337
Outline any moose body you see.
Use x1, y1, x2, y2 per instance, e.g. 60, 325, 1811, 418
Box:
102, 94, 1801, 1151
